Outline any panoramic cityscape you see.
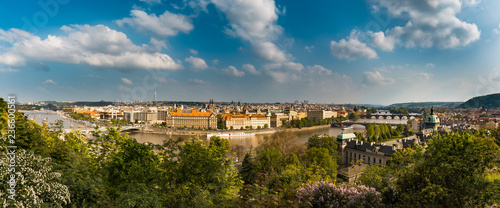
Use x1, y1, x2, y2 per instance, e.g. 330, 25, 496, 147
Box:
2, 0, 500, 207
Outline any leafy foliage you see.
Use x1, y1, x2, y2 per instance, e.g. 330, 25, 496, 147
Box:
457, 93, 500, 109
359, 131, 500, 207
296, 181, 384, 208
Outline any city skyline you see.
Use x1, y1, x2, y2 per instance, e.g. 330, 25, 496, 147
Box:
2, 0, 500, 105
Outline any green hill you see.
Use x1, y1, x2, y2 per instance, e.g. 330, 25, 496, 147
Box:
457, 93, 500, 109
389, 102, 462, 108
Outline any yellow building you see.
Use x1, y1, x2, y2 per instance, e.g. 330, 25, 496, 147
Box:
165, 109, 217, 129
223, 114, 270, 129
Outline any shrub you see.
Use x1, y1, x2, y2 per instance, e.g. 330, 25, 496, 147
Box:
296, 181, 383, 208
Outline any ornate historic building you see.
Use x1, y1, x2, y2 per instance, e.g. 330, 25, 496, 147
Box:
165, 109, 217, 129
424, 107, 440, 130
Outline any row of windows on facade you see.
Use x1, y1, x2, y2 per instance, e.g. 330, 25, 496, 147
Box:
347, 151, 383, 165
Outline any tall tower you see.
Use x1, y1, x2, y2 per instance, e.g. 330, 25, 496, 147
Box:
154, 91, 157, 103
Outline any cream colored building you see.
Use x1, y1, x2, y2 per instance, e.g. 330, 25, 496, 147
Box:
307, 110, 336, 121
223, 114, 270, 129
249, 114, 270, 129
271, 113, 289, 127
166, 109, 217, 129
124, 110, 158, 124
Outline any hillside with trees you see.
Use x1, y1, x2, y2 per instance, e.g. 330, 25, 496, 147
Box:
457, 93, 500, 109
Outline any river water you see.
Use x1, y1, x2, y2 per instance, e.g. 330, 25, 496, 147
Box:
22, 110, 96, 131
20, 111, 407, 150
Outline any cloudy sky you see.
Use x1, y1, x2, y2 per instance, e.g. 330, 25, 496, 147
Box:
1, 0, 500, 105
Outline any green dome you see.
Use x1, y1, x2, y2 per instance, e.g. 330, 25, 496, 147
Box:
426, 114, 440, 123
337, 133, 356, 140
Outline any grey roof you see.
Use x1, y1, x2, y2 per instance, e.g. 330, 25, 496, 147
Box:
345, 138, 420, 156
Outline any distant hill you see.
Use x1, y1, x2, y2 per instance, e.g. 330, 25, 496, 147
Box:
42, 101, 115, 107
389, 102, 462, 108
457, 93, 500, 109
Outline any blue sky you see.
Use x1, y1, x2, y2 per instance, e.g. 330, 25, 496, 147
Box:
1, 0, 500, 105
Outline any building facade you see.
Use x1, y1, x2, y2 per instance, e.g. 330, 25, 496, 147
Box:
223, 114, 271, 129
165, 109, 217, 129
307, 110, 335, 121
424, 107, 440, 130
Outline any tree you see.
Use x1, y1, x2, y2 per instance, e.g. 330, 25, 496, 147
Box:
349, 112, 359, 121
241, 152, 255, 184
255, 147, 285, 177
396, 124, 405, 134
51, 131, 109, 207
307, 134, 338, 160
105, 138, 162, 206
366, 124, 374, 142
297, 181, 383, 208
0, 149, 71, 207
396, 132, 500, 207
258, 129, 303, 157
231, 144, 246, 162
305, 147, 337, 179
161, 137, 242, 207
354, 132, 365, 142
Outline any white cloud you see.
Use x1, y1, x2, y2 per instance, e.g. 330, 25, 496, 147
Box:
426, 63, 435, 68
263, 61, 304, 72
121, 78, 133, 85
212, 59, 220, 65
116, 10, 193, 37
494, 23, 500, 34
304, 45, 314, 52
211, 0, 290, 62
153, 76, 168, 84
0, 25, 183, 70
370, 0, 481, 49
145, 38, 167, 52
370, 31, 396, 51
242, 64, 260, 75
190, 49, 199, 55
416, 72, 433, 80
364, 71, 395, 86
306, 65, 332, 76
252, 41, 288, 62
331, 30, 378, 60
43, 79, 57, 84
262, 61, 304, 82
463, 0, 481, 7
0, 67, 18, 73
139, 0, 161, 4
117, 85, 131, 93
222, 66, 245, 77
185, 56, 208, 70
188, 79, 209, 84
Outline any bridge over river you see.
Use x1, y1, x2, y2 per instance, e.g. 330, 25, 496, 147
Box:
331, 118, 411, 128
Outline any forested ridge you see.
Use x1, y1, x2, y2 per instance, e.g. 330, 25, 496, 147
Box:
1, 97, 500, 207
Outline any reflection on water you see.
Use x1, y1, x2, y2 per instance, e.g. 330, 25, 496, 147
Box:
21, 110, 94, 130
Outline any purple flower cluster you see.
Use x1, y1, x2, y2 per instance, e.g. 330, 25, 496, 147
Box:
296, 181, 383, 208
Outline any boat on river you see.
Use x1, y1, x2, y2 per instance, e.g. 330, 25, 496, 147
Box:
207, 132, 255, 138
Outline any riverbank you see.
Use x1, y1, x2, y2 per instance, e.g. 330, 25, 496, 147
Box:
141, 124, 332, 136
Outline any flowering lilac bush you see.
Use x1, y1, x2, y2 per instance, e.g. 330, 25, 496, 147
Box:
296, 181, 383, 208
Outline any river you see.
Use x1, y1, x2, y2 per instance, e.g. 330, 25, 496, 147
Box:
20, 110, 407, 150
22, 110, 96, 131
